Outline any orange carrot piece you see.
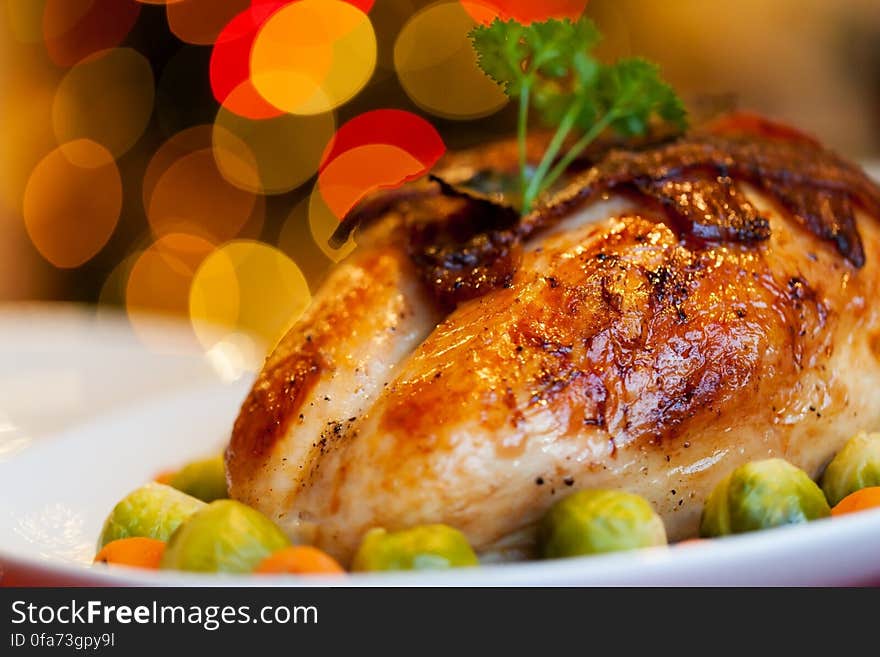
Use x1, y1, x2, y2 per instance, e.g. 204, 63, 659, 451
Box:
831, 487, 880, 517
254, 546, 344, 575
94, 537, 166, 569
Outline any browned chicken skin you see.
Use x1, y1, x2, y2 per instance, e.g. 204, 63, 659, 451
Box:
227, 115, 880, 564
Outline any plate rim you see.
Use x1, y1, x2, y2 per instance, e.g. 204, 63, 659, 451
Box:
2, 507, 879, 586
1, 385, 879, 586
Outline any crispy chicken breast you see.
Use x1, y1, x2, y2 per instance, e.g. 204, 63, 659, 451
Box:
227, 115, 880, 564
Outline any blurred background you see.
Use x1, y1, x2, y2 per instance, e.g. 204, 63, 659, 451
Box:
1, 0, 879, 364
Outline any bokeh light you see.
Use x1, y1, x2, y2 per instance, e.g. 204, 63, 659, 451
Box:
213, 106, 336, 194
394, 2, 508, 120
23, 140, 122, 269
274, 186, 358, 267
316, 109, 444, 220
53, 48, 155, 159
43, 0, 141, 67
306, 185, 357, 262
126, 233, 215, 349
210, 1, 378, 118
98, 251, 140, 310
209, 3, 285, 119
320, 108, 445, 170
146, 146, 262, 243
0, 74, 56, 217
96, 249, 142, 331
144, 126, 267, 242
143, 125, 214, 215
459, 0, 588, 25
189, 241, 311, 352
318, 144, 424, 220
250, 0, 377, 115
6, 0, 47, 43
166, 0, 251, 46
251, 0, 375, 10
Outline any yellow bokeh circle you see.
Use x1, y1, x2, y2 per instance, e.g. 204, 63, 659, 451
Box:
278, 189, 355, 270
309, 183, 357, 263
213, 105, 336, 195
394, 1, 508, 120
127, 233, 215, 319
189, 241, 312, 352
125, 233, 215, 350
250, 0, 377, 115
53, 48, 155, 158
23, 139, 122, 268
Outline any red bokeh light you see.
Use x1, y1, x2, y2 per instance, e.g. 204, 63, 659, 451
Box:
212, 0, 377, 118
459, 0, 587, 25
317, 109, 445, 219
251, 0, 374, 11
320, 109, 445, 172
209, 3, 285, 119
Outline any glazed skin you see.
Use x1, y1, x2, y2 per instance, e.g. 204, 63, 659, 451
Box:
227, 121, 880, 563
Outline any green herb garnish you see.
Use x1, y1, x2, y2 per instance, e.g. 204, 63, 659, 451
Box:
470, 17, 688, 213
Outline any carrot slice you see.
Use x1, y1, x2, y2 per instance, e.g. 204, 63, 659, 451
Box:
94, 537, 166, 569
254, 546, 344, 575
831, 487, 880, 517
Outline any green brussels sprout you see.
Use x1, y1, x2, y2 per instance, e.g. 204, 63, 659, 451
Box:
169, 454, 228, 502
98, 483, 205, 549
537, 489, 667, 559
821, 432, 880, 507
351, 525, 479, 571
700, 458, 830, 537
160, 500, 290, 573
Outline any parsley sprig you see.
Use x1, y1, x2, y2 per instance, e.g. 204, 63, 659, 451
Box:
470, 17, 688, 213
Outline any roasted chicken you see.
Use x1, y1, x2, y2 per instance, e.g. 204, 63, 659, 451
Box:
227, 115, 880, 564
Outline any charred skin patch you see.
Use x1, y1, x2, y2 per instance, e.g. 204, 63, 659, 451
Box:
636, 174, 771, 245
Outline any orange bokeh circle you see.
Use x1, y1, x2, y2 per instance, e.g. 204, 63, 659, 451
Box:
23, 140, 122, 268
250, 0, 376, 115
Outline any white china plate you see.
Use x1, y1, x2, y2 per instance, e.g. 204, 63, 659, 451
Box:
0, 303, 227, 447
2, 166, 880, 587
0, 380, 879, 586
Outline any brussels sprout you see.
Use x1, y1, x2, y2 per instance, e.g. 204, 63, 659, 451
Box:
821, 432, 880, 507
169, 454, 228, 502
351, 525, 479, 571
98, 483, 205, 549
700, 458, 830, 537
160, 500, 290, 573
537, 489, 667, 559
